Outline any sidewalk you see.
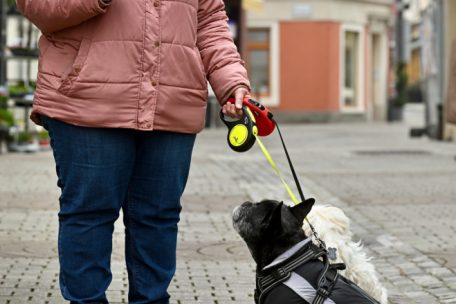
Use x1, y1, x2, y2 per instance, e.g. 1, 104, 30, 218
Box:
1, 123, 455, 303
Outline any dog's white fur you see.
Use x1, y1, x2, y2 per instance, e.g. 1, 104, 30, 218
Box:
303, 205, 388, 304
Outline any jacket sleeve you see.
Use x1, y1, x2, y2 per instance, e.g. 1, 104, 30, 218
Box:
16, 0, 109, 34
197, 0, 251, 105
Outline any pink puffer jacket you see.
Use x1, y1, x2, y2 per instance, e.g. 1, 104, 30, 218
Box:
16, 0, 250, 133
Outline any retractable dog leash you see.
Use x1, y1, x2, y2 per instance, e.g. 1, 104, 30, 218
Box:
219, 104, 258, 152
220, 97, 326, 249
221, 99, 363, 304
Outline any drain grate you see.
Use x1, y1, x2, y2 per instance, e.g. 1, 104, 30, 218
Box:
353, 150, 432, 156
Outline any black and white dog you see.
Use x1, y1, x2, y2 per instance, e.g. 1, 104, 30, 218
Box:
232, 199, 384, 304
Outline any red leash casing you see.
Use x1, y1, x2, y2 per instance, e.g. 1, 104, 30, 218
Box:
225, 97, 275, 136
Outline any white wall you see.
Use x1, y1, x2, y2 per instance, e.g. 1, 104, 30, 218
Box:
248, 0, 392, 25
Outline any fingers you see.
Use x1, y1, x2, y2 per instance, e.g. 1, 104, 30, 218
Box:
222, 102, 237, 116
222, 87, 250, 119
222, 102, 242, 119
234, 89, 245, 110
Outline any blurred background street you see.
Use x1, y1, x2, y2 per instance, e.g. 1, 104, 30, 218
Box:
1, 0, 456, 303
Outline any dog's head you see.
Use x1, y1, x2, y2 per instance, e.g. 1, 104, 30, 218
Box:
232, 198, 315, 268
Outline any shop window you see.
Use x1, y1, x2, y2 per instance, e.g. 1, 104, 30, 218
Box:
343, 30, 360, 108
247, 28, 270, 98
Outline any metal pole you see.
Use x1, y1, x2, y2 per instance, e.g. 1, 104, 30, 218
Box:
436, 0, 445, 139
395, 0, 403, 65
0, 0, 7, 86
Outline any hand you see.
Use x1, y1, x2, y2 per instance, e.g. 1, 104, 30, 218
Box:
222, 87, 249, 119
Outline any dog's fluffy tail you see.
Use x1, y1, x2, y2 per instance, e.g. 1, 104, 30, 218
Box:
304, 205, 388, 304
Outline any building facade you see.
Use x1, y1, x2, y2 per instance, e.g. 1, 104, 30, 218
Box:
443, 0, 456, 141
245, 0, 393, 122
404, 0, 456, 141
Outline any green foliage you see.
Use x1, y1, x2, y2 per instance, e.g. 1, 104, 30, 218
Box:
0, 95, 7, 108
7, 0, 16, 7
8, 82, 30, 96
17, 131, 33, 143
394, 62, 409, 107
0, 109, 15, 127
38, 130, 49, 141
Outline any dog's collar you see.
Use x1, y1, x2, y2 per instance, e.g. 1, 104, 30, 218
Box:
263, 238, 312, 270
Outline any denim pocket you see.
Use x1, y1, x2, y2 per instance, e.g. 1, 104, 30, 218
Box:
41, 115, 64, 189
40, 114, 50, 131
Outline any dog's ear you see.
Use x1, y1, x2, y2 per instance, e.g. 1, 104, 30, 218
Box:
264, 201, 283, 232
290, 198, 315, 223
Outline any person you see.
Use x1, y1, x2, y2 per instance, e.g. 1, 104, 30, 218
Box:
16, 0, 250, 303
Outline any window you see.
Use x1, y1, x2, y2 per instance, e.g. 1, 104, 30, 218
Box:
343, 31, 360, 107
247, 28, 270, 98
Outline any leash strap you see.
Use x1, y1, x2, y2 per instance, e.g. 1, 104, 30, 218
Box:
255, 121, 327, 248
253, 123, 304, 205
255, 136, 300, 205
274, 122, 306, 202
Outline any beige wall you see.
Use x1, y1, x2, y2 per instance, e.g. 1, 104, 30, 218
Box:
248, 0, 392, 25
444, 0, 456, 88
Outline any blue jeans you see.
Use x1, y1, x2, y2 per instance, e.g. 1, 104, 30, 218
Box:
41, 116, 196, 304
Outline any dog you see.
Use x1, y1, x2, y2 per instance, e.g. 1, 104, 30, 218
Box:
232, 199, 385, 304
303, 205, 388, 304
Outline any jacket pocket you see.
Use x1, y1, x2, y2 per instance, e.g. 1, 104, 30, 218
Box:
36, 35, 52, 89
57, 38, 92, 96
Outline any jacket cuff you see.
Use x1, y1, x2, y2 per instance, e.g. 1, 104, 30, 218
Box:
209, 66, 251, 106
221, 84, 251, 105
97, 0, 112, 11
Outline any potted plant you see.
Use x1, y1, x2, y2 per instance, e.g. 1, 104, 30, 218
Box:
388, 62, 408, 121
0, 95, 7, 108
8, 81, 31, 98
0, 109, 15, 127
6, 0, 21, 15
38, 130, 50, 147
9, 130, 39, 153
17, 130, 33, 143
0, 109, 15, 154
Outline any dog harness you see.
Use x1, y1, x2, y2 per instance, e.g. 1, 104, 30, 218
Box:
255, 239, 340, 304
255, 239, 380, 304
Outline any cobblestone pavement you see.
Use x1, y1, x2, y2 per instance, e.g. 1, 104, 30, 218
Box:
1, 123, 456, 303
